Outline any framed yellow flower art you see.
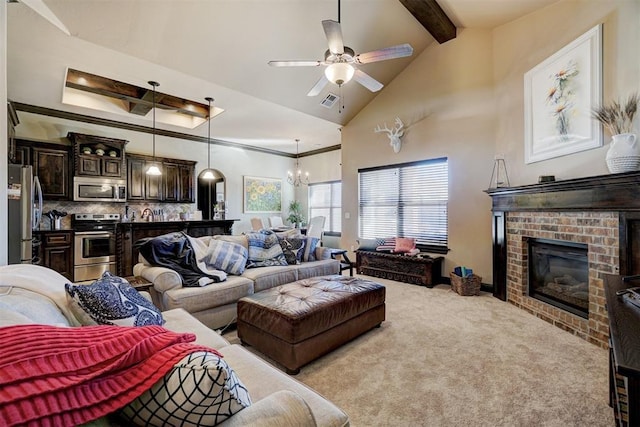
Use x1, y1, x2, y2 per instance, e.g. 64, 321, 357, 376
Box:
524, 24, 602, 164
243, 176, 282, 213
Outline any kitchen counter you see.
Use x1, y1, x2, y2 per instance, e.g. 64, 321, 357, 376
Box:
115, 219, 238, 277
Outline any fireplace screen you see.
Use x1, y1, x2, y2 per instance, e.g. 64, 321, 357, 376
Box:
528, 238, 589, 318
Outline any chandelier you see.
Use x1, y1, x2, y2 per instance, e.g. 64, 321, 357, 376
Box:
287, 139, 309, 186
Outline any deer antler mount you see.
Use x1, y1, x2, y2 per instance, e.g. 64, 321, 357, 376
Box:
374, 117, 405, 154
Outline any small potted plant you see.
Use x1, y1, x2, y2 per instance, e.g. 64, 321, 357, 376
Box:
286, 200, 305, 228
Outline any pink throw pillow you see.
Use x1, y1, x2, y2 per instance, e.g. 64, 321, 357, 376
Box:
394, 237, 416, 253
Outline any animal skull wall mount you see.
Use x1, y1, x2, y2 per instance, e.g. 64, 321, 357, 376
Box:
374, 117, 405, 153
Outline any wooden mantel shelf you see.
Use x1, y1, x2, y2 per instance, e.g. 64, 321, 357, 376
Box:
485, 171, 640, 212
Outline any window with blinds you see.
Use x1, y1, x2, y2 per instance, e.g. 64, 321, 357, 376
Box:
309, 181, 342, 234
358, 157, 448, 252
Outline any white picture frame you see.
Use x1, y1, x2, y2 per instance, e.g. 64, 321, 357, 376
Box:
524, 24, 602, 164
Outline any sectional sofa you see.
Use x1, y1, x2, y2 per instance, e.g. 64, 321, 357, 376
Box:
0, 264, 349, 426
133, 233, 340, 330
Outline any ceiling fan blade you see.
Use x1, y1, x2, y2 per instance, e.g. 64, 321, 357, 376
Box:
353, 69, 383, 92
322, 20, 344, 55
355, 43, 414, 64
268, 60, 321, 67
20, 0, 71, 35
307, 75, 329, 97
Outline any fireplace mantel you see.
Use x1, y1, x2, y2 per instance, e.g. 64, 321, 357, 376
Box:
485, 171, 640, 212
486, 172, 640, 347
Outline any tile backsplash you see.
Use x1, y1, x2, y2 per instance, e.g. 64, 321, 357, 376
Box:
39, 201, 196, 230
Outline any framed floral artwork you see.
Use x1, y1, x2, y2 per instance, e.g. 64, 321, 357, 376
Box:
524, 24, 602, 164
243, 176, 282, 213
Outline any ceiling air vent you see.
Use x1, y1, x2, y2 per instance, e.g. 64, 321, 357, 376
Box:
320, 93, 339, 109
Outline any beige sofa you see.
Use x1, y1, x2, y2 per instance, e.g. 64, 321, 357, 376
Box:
0, 264, 349, 427
134, 234, 340, 330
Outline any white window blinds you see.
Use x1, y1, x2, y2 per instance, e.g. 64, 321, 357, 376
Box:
358, 158, 448, 251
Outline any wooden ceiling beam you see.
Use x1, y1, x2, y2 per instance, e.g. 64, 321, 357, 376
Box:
65, 69, 210, 119
399, 0, 456, 44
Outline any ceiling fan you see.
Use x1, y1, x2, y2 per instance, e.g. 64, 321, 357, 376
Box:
268, 0, 413, 96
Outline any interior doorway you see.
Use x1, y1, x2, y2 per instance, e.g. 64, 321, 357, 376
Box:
197, 169, 226, 220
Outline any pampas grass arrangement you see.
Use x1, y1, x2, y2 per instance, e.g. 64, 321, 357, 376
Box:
592, 92, 639, 135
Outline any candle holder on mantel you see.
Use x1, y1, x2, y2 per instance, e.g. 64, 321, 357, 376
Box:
488, 156, 510, 189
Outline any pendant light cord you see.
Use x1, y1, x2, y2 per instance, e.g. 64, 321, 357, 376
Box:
148, 80, 159, 162
205, 97, 214, 171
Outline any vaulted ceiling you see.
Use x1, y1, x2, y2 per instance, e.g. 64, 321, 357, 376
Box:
7, 0, 558, 155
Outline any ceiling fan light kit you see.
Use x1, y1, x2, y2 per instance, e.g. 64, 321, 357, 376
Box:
325, 62, 355, 86
268, 0, 413, 97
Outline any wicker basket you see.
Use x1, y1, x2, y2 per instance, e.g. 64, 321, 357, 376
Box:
450, 273, 482, 296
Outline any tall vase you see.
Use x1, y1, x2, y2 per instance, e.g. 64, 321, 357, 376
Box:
606, 133, 640, 173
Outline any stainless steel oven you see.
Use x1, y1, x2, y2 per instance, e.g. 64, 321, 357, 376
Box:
72, 213, 119, 282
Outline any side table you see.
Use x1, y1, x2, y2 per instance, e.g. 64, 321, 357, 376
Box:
124, 275, 160, 308
124, 275, 153, 292
328, 249, 353, 276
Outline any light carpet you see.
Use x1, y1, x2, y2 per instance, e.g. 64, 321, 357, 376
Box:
224, 275, 613, 426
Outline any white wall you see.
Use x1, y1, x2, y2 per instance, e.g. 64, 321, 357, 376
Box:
494, 0, 640, 185
342, 28, 496, 282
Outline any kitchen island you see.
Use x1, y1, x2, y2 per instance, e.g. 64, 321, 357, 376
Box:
115, 219, 237, 277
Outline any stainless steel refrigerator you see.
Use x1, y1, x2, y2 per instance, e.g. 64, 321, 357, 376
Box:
7, 164, 43, 264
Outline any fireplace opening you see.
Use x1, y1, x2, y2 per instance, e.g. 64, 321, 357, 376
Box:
528, 238, 589, 319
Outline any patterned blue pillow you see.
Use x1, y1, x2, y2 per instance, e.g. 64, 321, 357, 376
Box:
278, 236, 306, 265
302, 236, 320, 262
204, 239, 248, 275
120, 351, 252, 426
65, 272, 164, 327
245, 230, 287, 268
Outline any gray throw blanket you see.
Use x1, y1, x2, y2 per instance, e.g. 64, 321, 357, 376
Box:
138, 232, 226, 287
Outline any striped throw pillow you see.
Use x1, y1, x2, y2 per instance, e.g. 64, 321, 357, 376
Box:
204, 239, 248, 275
245, 230, 287, 268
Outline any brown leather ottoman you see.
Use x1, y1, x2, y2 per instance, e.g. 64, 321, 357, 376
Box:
237, 275, 386, 374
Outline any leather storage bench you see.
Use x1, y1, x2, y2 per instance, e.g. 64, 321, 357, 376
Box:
237, 275, 386, 374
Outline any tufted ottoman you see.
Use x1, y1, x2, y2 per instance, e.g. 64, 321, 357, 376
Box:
237, 275, 386, 374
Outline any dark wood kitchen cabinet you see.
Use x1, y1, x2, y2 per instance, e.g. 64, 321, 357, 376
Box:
35, 230, 74, 281
126, 153, 195, 203
68, 132, 127, 179
164, 162, 195, 203
116, 219, 236, 276
16, 139, 71, 200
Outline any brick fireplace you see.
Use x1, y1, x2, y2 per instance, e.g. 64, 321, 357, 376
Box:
505, 211, 616, 347
487, 172, 640, 349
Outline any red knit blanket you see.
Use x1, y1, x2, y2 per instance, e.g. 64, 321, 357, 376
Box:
0, 324, 221, 427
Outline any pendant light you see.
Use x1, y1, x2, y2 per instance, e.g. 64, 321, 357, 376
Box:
287, 139, 309, 186
146, 80, 162, 176
202, 97, 216, 180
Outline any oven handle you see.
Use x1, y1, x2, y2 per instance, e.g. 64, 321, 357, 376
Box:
74, 231, 114, 236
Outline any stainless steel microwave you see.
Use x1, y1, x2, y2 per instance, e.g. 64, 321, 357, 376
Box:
73, 176, 127, 202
